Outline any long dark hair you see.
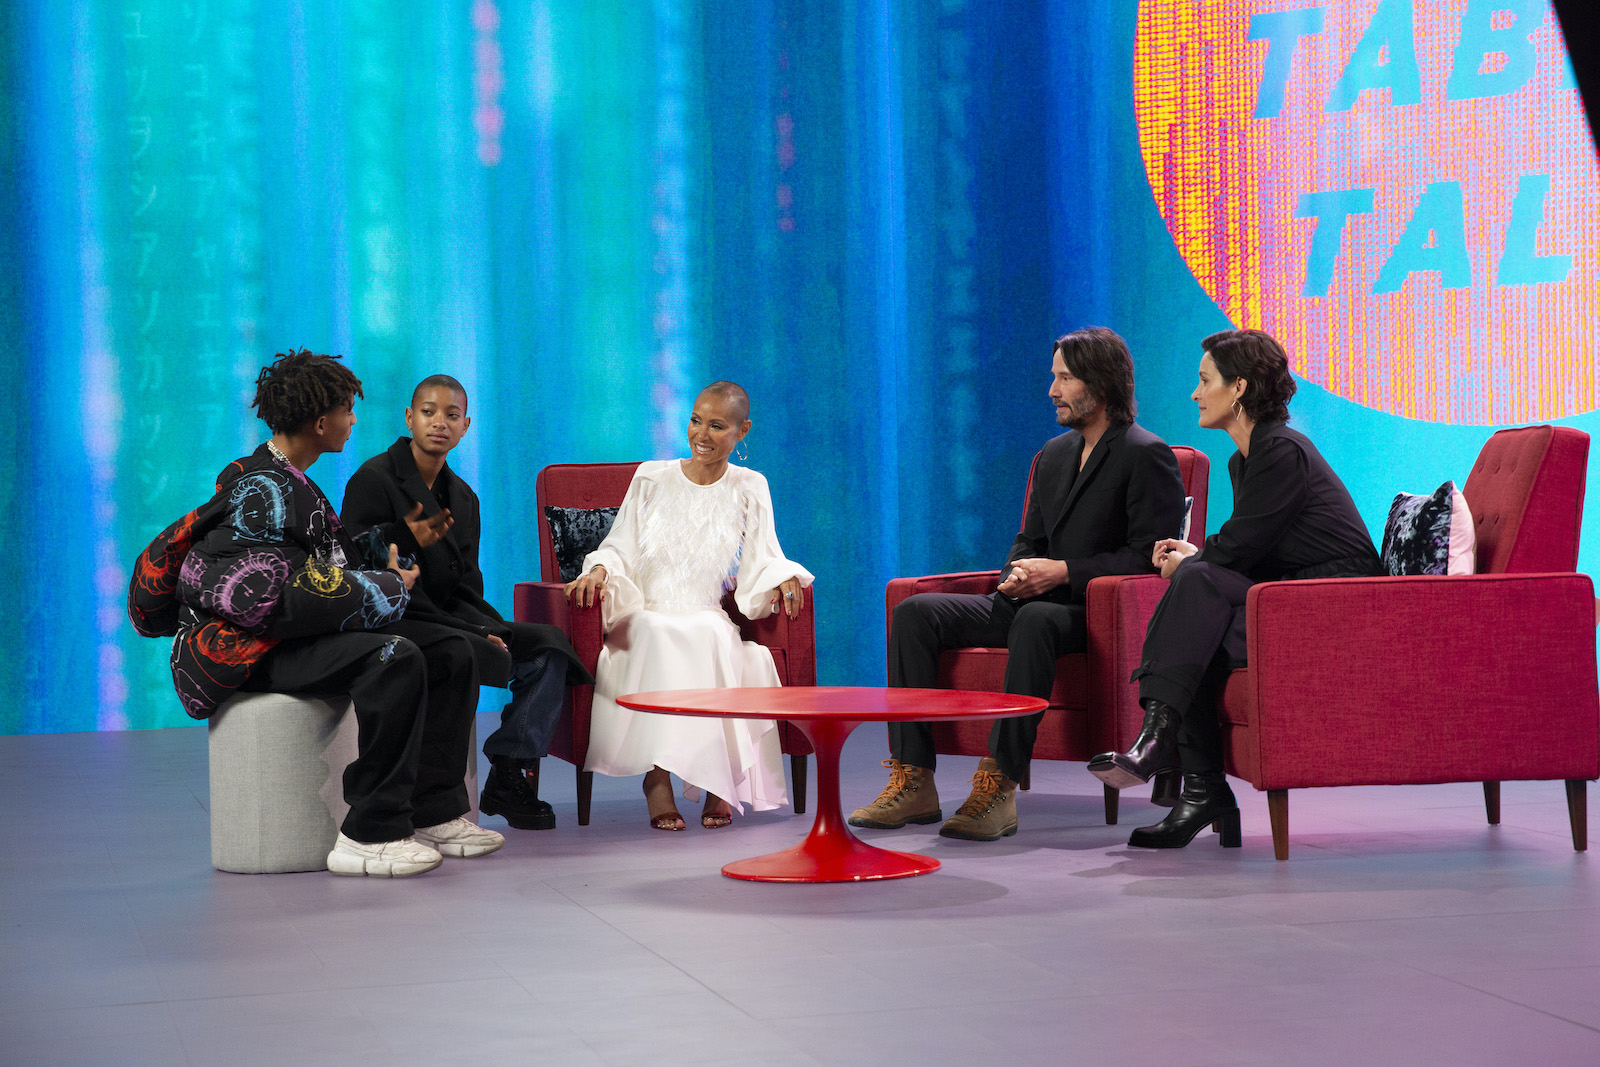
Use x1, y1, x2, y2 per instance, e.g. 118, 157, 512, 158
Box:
1202, 329, 1295, 424
1054, 327, 1137, 424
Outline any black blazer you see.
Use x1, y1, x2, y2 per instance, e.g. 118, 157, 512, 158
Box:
341, 437, 588, 685
1006, 421, 1188, 604
1196, 421, 1381, 582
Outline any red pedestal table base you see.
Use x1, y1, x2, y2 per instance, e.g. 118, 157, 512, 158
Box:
721, 716, 940, 882
616, 687, 1045, 884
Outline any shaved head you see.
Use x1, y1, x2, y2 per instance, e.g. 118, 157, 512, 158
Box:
412, 374, 467, 413
698, 380, 750, 422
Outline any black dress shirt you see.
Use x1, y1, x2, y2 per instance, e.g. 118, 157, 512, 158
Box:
1196, 421, 1381, 581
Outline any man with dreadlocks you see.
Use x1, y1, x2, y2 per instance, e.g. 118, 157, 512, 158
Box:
166, 349, 504, 877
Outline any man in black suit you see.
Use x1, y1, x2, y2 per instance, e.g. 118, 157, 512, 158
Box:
341, 376, 590, 832
849, 327, 1187, 840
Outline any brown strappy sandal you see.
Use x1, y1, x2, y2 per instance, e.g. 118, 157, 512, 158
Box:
643, 768, 685, 831
701, 795, 733, 830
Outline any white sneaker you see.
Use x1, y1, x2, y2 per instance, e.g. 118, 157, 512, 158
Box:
326, 833, 443, 878
413, 817, 505, 858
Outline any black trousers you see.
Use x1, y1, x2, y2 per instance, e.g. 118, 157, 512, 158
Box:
245, 619, 479, 843
481, 620, 570, 761
886, 591, 1086, 782
1131, 561, 1254, 775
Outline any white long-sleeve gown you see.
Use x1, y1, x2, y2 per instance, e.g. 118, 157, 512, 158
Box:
581, 460, 814, 813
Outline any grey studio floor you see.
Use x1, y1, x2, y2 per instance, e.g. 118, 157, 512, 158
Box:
5, 713, 1600, 1067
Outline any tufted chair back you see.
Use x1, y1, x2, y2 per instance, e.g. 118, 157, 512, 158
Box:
1462, 426, 1588, 575
534, 462, 642, 583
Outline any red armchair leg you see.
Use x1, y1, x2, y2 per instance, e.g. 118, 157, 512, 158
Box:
1103, 784, 1118, 825
577, 769, 593, 826
1020, 766, 1031, 791
1567, 779, 1587, 852
790, 753, 808, 815
1483, 782, 1501, 825
1268, 789, 1289, 860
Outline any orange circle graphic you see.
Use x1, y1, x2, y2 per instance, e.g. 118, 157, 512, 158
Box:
1133, 0, 1600, 423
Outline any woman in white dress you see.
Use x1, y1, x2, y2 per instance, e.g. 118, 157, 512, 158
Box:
565, 381, 813, 830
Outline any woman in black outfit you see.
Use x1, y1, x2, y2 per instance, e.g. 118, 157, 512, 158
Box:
1088, 329, 1381, 848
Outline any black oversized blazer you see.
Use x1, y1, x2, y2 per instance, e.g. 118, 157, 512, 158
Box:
1004, 420, 1188, 605
341, 436, 589, 686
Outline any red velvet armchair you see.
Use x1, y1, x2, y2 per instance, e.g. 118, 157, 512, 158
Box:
514, 462, 816, 825
882, 445, 1210, 825
1098, 425, 1597, 859
1227, 425, 1596, 858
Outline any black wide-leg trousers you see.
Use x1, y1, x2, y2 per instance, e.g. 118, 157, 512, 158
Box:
245, 619, 479, 843
1132, 561, 1254, 775
886, 591, 1086, 782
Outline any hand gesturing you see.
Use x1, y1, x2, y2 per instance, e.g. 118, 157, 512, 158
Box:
404, 502, 453, 549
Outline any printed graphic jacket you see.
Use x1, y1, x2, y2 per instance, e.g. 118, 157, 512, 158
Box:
128, 444, 410, 719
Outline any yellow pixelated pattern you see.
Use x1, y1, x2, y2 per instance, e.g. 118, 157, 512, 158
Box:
1133, 0, 1600, 424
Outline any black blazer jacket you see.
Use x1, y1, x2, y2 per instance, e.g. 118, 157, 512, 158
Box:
1004, 420, 1188, 605
341, 437, 588, 685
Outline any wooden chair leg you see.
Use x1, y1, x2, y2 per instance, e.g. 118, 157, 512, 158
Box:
1103, 783, 1118, 825
790, 753, 808, 815
1020, 765, 1031, 791
1567, 779, 1587, 852
577, 769, 593, 826
1267, 789, 1289, 860
1482, 781, 1501, 825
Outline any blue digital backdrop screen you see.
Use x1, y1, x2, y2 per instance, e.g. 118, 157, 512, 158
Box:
2, 0, 1595, 734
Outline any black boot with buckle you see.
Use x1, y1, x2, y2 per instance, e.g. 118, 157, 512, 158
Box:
480, 757, 557, 830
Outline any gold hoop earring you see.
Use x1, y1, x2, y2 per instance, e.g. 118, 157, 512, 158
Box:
1231, 399, 1243, 422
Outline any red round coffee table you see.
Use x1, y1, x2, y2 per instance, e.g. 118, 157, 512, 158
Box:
616, 686, 1047, 883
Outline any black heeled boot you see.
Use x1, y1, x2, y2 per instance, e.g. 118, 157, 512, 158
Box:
1127, 772, 1240, 849
1150, 768, 1181, 808
480, 757, 557, 830
1087, 699, 1181, 791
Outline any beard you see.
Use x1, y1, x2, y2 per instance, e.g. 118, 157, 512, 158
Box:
1056, 395, 1099, 429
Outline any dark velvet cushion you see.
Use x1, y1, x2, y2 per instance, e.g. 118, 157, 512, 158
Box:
1380, 481, 1459, 576
544, 505, 620, 583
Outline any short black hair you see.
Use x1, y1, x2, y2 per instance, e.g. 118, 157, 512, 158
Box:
412, 374, 468, 414
252, 349, 363, 434
1054, 327, 1137, 424
1202, 329, 1296, 424
699, 380, 750, 422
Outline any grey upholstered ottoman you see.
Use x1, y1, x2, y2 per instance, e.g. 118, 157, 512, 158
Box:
208, 692, 483, 874
208, 693, 358, 873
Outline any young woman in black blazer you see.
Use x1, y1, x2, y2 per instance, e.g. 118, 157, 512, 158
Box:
1088, 330, 1381, 848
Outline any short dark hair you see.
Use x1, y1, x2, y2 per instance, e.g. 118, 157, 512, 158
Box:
1054, 327, 1137, 424
699, 380, 750, 422
412, 374, 468, 413
1202, 329, 1296, 424
252, 349, 363, 434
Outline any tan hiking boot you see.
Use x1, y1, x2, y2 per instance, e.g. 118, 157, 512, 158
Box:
939, 757, 1018, 841
848, 759, 941, 828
